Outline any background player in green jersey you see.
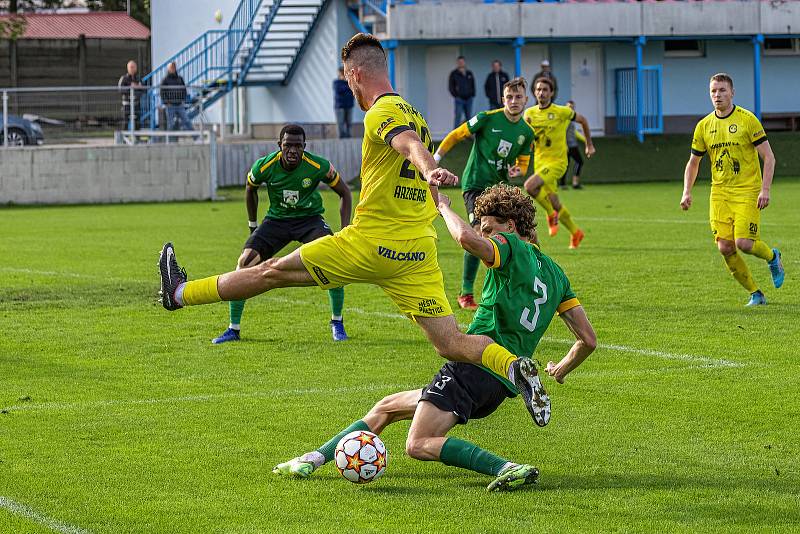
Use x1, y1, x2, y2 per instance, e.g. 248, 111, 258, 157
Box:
273, 184, 596, 490
212, 124, 353, 344
432, 77, 536, 310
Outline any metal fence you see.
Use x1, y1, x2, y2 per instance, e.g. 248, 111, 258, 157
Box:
0, 85, 215, 147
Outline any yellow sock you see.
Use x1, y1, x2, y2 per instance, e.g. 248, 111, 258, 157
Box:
746, 240, 774, 262
534, 190, 556, 216
481, 343, 517, 379
559, 206, 579, 234
181, 275, 221, 305
723, 253, 758, 293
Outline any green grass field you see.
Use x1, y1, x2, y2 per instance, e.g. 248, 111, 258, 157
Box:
2, 181, 799, 533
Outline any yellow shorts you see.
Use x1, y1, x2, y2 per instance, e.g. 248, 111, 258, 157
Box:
709, 198, 760, 242
535, 161, 568, 190
299, 225, 453, 319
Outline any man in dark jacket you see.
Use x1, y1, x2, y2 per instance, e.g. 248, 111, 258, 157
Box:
160, 62, 192, 131
484, 60, 510, 110
118, 60, 145, 129
333, 67, 354, 138
448, 56, 475, 129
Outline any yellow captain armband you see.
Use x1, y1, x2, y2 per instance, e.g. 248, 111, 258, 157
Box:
328, 172, 341, 188
556, 298, 580, 315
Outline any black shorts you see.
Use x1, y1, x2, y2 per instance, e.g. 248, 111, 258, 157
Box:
463, 189, 483, 226
244, 215, 332, 259
419, 362, 515, 424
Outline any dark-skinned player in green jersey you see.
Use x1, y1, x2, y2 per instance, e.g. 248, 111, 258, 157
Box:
212, 124, 353, 344
273, 184, 597, 491
433, 77, 536, 310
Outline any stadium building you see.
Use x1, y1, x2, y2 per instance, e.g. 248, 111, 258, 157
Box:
151, 0, 800, 141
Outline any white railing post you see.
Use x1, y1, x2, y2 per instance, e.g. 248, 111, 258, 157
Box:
2, 90, 8, 149
129, 86, 135, 132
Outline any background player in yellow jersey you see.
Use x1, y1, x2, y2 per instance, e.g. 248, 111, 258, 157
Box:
524, 78, 595, 248
680, 73, 784, 306
157, 33, 551, 426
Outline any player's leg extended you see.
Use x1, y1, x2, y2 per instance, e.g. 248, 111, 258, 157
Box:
273, 390, 419, 478
732, 204, 784, 288
213, 248, 262, 344
551, 193, 585, 249
525, 174, 559, 236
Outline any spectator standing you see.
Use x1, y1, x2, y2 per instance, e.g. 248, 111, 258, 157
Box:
484, 60, 510, 110
118, 60, 145, 129
161, 62, 193, 131
333, 67, 354, 138
533, 59, 558, 101
448, 56, 475, 128
559, 100, 586, 190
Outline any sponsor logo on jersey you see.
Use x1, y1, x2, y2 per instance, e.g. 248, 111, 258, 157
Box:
729, 124, 738, 133
313, 266, 330, 285
376, 117, 395, 137
393, 185, 427, 203
417, 298, 444, 315
497, 139, 513, 158
377, 246, 426, 262
283, 190, 299, 205
302, 178, 313, 188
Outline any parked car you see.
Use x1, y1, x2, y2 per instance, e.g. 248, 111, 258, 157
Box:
1, 115, 44, 146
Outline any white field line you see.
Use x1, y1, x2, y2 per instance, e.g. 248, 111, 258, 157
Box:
4, 268, 744, 369
0, 496, 90, 534
2, 383, 414, 414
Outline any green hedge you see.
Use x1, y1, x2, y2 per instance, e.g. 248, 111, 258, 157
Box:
438, 132, 800, 184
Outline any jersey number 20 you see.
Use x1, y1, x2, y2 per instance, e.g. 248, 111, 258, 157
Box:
520, 277, 547, 332
399, 121, 433, 181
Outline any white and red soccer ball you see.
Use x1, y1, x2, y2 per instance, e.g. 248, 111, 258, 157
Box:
334, 430, 388, 484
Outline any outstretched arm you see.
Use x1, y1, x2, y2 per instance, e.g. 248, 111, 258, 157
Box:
574, 112, 595, 157
546, 305, 596, 383
437, 194, 495, 264
434, 123, 471, 162
680, 153, 703, 210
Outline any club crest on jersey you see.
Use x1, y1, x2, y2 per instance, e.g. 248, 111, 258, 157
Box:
729, 124, 738, 133
548, 112, 555, 120
302, 178, 313, 188
496, 139, 512, 158
517, 135, 526, 145
283, 190, 299, 205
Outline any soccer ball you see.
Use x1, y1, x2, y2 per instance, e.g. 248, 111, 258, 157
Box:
334, 430, 388, 484
214, 9, 223, 23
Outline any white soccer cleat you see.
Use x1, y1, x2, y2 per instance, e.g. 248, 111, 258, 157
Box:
272, 457, 315, 478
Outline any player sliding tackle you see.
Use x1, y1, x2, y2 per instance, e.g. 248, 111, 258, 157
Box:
680, 73, 784, 306
524, 77, 595, 248
433, 77, 536, 310
274, 185, 597, 491
158, 33, 550, 425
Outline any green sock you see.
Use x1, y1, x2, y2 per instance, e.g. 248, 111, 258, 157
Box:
229, 299, 245, 328
328, 287, 344, 320
461, 252, 480, 296
439, 437, 509, 476
317, 420, 370, 462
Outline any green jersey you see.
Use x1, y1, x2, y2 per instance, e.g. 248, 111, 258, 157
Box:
466, 232, 580, 393
462, 109, 536, 192
246, 150, 338, 220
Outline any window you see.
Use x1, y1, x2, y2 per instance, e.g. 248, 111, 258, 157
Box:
764, 38, 800, 56
664, 39, 705, 58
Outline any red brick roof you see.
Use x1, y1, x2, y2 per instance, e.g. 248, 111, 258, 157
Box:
0, 12, 150, 40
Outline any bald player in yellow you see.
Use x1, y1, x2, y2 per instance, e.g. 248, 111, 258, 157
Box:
680, 73, 784, 306
157, 33, 552, 427
524, 77, 595, 248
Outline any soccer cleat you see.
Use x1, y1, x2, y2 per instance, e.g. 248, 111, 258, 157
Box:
212, 328, 240, 344
457, 294, 478, 310
547, 212, 559, 237
768, 248, 784, 289
569, 229, 585, 249
745, 290, 767, 307
572, 183, 584, 190
487, 464, 540, 492
158, 242, 187, 311
509, 358, 550, 427
330, 319, 349, 341
272, 457, 315, 478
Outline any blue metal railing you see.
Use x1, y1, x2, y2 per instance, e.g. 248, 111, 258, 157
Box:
615, 66, 662, 137
240, 0, 283, 81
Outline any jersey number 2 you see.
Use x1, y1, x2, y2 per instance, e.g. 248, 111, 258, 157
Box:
399, 121, 432, 180
520, 277, 548, 332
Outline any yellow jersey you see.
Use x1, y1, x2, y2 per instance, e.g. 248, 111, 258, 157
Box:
524, 103, 576, 169
354, 93, 438, 240
691, 105, 767, 201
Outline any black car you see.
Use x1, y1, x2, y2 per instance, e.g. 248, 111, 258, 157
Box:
1, 114, 44, 146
